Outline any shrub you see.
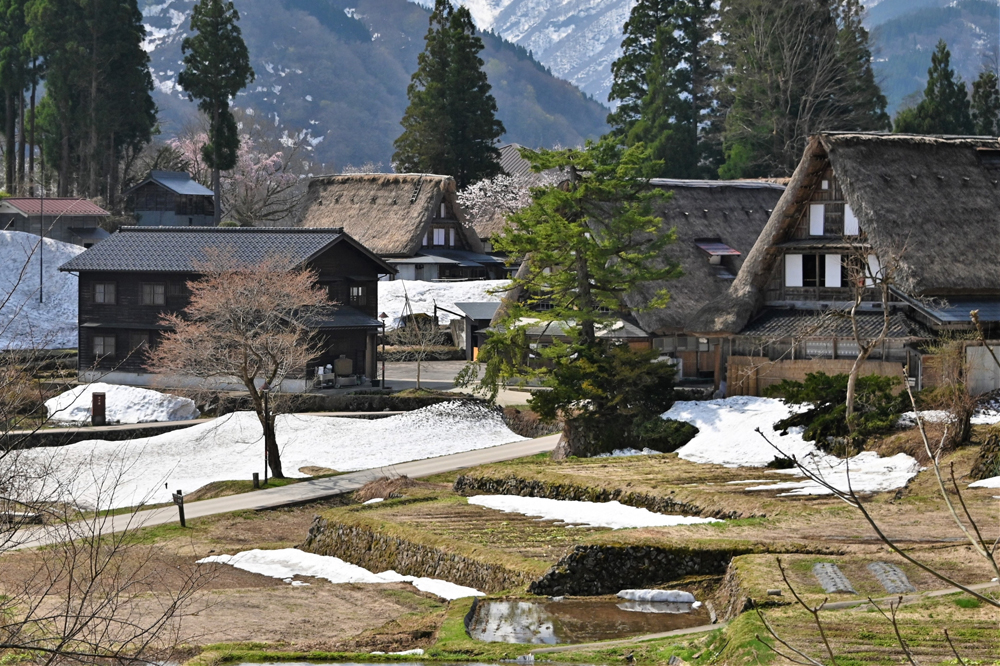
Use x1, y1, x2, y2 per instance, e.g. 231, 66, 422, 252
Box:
764, 372, 906, 451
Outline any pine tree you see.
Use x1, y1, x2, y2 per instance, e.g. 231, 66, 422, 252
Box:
0, 0, 28, 193
971, 69, 999, 136
613, 0, 721, 178
894, 41, 973, 135
178, 0, 254, 224
392, 0, 504, 188
718, 0, 888, 178
460, 140, 683, 455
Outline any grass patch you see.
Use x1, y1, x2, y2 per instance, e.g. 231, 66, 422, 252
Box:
954, 595, 982, 609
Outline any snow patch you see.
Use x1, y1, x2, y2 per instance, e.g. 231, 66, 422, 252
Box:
466, 495, 721, 529
617, 589, 695, 603
378, 280, 509, 328
45, 383, 200, 425
0, 231, 83, 349
666, 397, 921, 496
26, 401, 524, 509
198, 548, 484, 599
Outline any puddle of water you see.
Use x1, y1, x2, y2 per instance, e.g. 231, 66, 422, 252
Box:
467, 599, 711, 644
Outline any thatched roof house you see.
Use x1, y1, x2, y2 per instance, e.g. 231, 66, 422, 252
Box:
689, 133, 1000, 336
624, 179, 785, 336
300, 173, 504, 280
682, 132, 1000, 395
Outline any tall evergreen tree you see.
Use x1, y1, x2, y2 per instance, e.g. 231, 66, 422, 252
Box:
0, 0, 28, 193
611, 0, 721, 178
972, 69, 1000, 136
27, 0, 154, 198
178, 0, 254, 225
894, 41, 973, 135
392, 0, 504, 189
718, 0, 888, 178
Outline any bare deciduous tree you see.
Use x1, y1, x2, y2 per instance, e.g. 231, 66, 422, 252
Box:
386, 288, 447, 390
147, 255, 327, 477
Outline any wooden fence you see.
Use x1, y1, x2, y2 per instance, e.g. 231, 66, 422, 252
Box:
726, 356, 905, 396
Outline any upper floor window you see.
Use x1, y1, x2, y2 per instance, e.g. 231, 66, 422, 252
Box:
433, 228, 446, 245
809, 204, 825, 236
785, 254, 844, 288
94, 282, 116, 304
142, 283, 166, 306
350, 285, 367, 306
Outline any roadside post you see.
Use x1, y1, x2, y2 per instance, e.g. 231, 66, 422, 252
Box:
92, 392, 106, 427
261, 382, 270, 484
253, 472, 260, 489
172, 490, 186, 527
378, 312, 388, 389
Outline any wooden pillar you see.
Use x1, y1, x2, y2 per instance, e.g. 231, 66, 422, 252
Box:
713, 340, 722, 391
365, 331, 376, 380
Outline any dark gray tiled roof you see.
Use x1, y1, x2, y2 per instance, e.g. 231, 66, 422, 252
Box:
59, 227, 349, 273
740, 308, 926, 340
453, 302, 501, 321
297, 305, 382, 329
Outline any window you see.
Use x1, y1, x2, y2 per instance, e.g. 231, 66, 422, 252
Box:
129, 331, 149, 353
809, 204, 825, 236
350, 285, 367, 306
802, 254, 825, 287
844, 204, 859, 235
821, 180, 830, 190
433, 228, 446, 245
94, 282, 116, 304
866, 254, 882, 287
806, 340, 833, 358
788, 254, 844, 288
825, 254, 843, 288
440, 203, 447, 218
422, 232, 429, 247
141, 283, 165, 305
93, 334, 115, 358
449, 228, 455, 247
785, 254, 803, 287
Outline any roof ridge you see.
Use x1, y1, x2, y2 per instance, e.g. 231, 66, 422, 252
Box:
119, 226, 344, 233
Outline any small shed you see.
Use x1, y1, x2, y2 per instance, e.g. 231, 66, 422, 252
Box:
0, 198, 110, 247
125, 171, 215, 227
452, 301, 501, 360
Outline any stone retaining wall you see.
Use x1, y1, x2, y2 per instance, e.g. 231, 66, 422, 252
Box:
454, 474, 745, 519
528, 544, 754, 596
300, 517, 535, 593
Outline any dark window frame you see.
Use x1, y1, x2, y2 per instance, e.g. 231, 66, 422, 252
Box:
350, 285, 367, 307
93, 334, 116, 359
94, 282, 116, 304
141, 283, 166, 306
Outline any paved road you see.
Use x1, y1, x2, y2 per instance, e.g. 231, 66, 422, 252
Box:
17, 433, 560, 549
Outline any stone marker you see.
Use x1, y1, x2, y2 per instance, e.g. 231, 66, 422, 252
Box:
812, 562, 857, 594
868, 562, 916, 594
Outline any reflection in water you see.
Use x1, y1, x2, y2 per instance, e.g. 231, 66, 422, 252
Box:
616, 601, 698, 614
467, 599, 711, 644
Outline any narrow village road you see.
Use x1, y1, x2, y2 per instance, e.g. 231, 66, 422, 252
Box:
17, 433, 560, 550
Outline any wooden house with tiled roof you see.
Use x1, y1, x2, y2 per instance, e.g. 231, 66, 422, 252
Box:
59, 227, 395, 392
0, 197, 110, 247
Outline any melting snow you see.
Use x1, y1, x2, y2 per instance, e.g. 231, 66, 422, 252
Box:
378, 279, 509, 328
25, 402, 524, 509
617, 589, 695, 603
45, 383, 200, 425
0, 231, 82, 349
466, 495, 721, 529
666, 397, 921, 496
199, 548, 484, 599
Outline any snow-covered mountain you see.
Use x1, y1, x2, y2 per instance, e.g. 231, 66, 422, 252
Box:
411, 0, 633, 104
140, 0, 610, 168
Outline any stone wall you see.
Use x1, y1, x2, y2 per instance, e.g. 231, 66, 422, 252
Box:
300, 517, 535, 593
528, 544, 754, 596
454, 474, 748, 519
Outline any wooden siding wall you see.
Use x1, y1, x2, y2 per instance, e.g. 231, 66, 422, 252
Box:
130, 182, 213, 216
727, 355, 904, 396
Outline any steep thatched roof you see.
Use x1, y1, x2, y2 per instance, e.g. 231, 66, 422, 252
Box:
623, 179, 785, 335
299, 173, 483, 256
688, 133, 1000, 335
